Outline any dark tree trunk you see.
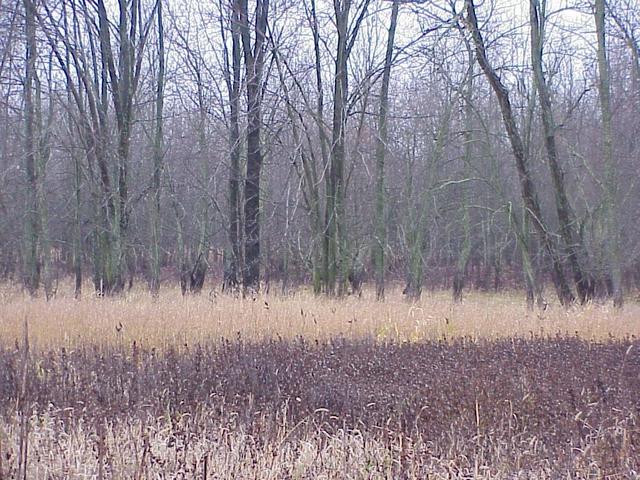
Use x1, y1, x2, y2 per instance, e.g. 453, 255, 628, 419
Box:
226, 1, 242, 291
239, 0, 269, 292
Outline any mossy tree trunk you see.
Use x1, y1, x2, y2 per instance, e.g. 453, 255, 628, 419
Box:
374, 0, 399, 301
595, 0, 624, 308
325, 0, 371, 296
22, 0, 39, 296
150, 0, 165, 297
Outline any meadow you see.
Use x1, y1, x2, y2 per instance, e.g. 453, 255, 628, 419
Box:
0, 285, 639, 478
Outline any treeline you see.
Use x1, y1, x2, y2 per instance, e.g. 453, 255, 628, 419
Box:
0, 0, 638, 305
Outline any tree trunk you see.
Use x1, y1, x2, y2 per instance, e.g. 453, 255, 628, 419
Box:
517, 208, 544, 310
167, 172, 189, 295
595, 0, 624, 308
189, 80, 211, 295
22, 0, 39, 296
62, 7, 83, 299
374, 0, 399, 301
309, 0, 330, 293
239, 0, 269, 292
73, 146, 83, 299
150, 0, 165, 297
325, 0, 350, 295
115, 0, 134, 292
37, 54, 54, 299
226, 1, 243, 292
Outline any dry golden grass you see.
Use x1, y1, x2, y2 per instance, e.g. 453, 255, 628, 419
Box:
1, 282, 638, 350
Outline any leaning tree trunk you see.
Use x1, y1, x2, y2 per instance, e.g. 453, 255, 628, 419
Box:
466, 0, 575, 306
530, 0, 595, 303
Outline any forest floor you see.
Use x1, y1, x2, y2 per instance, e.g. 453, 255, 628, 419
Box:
0, 284, 639, 478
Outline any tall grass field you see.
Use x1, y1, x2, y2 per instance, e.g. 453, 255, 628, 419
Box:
0, 285, 639, 478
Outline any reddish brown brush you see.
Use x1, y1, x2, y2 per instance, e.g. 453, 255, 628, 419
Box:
0, 336, 638, 477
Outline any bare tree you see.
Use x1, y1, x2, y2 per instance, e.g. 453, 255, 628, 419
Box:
150, 0, 165, 296
238, 0, 269, 292
607, 0, 640, 97
22, 0, 39, 295
2, 0, 638, 301
221, 0, 243, 292
595, 0, 624, 307
325, 0, 372, 296
465, 0, 575, 306
404, 87, 455, 300
37, 0, 157, 294
373, 0, 399, 301
96, 0, 157, 292
453, 28, 475, 303
529, 0, 595, 303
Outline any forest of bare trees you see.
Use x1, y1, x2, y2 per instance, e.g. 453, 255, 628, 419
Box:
0, 0, 638, 305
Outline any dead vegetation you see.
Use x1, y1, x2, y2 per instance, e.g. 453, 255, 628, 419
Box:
1, 285, 639, 350
0, 287, 639, 478
0, 337, 639, 478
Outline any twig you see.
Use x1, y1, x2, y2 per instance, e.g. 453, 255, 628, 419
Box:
17, 316, 30, 480
97, 421, 105, 480
134, 434, 150, 480
0, 425, 4, 480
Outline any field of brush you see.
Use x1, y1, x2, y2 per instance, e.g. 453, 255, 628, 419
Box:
0, 285, 639, 478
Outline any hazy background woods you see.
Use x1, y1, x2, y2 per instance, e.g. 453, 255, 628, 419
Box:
0, 0, 638, 304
